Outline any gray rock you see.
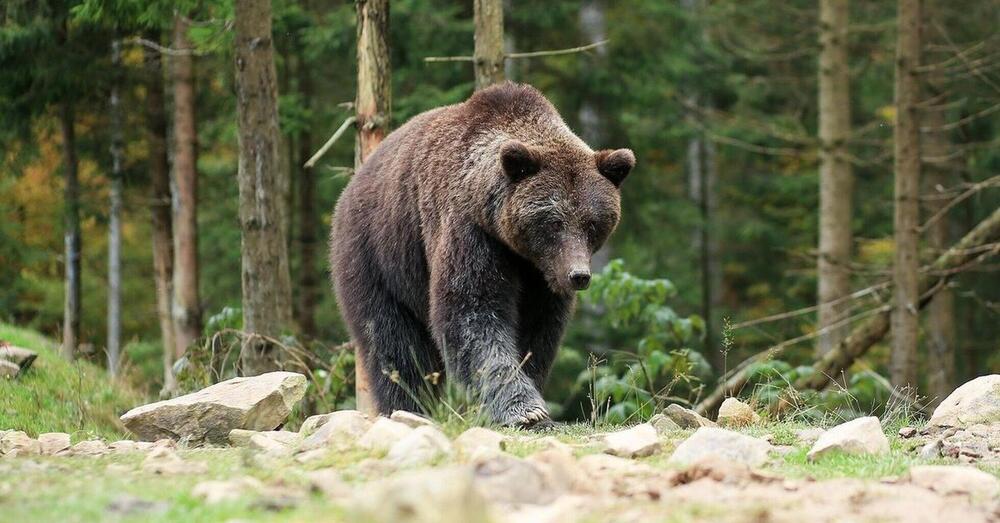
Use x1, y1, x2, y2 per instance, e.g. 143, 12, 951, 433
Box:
389, 410, 436, 429
299, 410, 372, 452
649, 413, 681, 435
353, 466, 490, 523
0, 345, 37, 371
898, 427, 917, 438
305, 468, 351, 498
120, 371, 307, 444
919, 439, 943, 459
0, 431, 39, 456
669, 427, 773, 467
192, 477, 263, 504
928, 375, 1000, 428
473, 453, 561, 505
454, 427, 507, 457
38, 433, 71, 455
385, 425, 453, 467
794, 427, 825, 445
0, 360, 19, 379
299, 413, 333, 437
142, 447, 207, 475
664, 404, 717, 429
910, 465, 1000, 499
358, 418, 414, 452
230, 429, 302, 449
807, 417, 889, 461
716, 398, 761, 428
249, 433, 295, 458
108, 440, 142, 454
602, 423, 661, 458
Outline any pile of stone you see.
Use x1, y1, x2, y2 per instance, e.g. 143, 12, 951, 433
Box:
0, 343, 37, 378
903, 375, 1000, 464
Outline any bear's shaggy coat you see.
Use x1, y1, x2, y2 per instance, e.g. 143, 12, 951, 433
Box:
330, 82, 634, 426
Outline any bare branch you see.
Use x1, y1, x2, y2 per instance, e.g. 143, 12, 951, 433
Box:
918, 175, 1000, 233
424, 40, 609, 63
304, 116, 357, 169
125, 36, 204, 57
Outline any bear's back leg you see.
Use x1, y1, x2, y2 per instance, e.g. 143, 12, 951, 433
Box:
333, 250, 442, 416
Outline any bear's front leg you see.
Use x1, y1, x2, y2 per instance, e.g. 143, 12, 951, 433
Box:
430, 226, 549, 428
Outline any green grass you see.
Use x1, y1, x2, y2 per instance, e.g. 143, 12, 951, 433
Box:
0, 322, 146, 440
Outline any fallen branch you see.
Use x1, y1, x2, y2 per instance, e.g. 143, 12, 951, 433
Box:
695, 206, 1000, 415
304, 116, 356, 169
424, 40, 608, 63
125, 36, 204, 57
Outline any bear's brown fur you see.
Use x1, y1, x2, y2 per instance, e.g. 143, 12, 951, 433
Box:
330, 82, 635, 427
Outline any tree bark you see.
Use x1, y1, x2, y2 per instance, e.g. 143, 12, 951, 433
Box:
235, 0, 294, 376
696, 205, 1000, 414
354, 0, 391, 413
144, 37, 177, 394
171, 15, 202, 359
817, 0, 855, 357
891, 0, 922, 393
295, 54, 318, 338
921, 62, 955, 408
59, 101, 80, 362
107, 39, 124, 378
473, 0, 505, 90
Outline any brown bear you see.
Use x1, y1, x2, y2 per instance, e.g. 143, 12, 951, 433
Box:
330, 82, 635, 427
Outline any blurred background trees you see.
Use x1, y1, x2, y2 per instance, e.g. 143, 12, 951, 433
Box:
1, 0, 997, 421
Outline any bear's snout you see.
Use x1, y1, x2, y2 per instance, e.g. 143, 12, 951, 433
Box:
568, 267, 592, 291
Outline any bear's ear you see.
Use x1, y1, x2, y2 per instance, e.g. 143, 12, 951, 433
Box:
595, 148, 635, 187
500, 140, 541, 181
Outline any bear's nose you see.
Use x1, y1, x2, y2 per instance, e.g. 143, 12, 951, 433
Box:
568, 269, 591, 290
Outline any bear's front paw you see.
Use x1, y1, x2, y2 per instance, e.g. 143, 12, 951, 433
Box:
494, 398, 550, 429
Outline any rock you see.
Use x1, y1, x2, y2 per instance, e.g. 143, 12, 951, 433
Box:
0, 431, 39, 456
0, 345, 37, 371
304, 468, 351, 498
532, 436, 574, 455
358, 418, 414, 452
142, 447, 207, 475
0, 360, 19, 378
898, 427, 917, 438
716, 398, 761, 428
298, 414, 333, 437
919, 439, 943, 459
354, 466, 490, 523
472, 453, 560, 505
454, 427, 507, 457
249, 433, 295, 458
385, 425, 453, 467
527, 448, 589, 493
192, 477, 263, 504
230, 429, 302, 449
807, 417, 889, 461
649, 413, 681, 435
299, 410, 372, 452
794, 427, 825, 445
37, 433, 71, 455
929, 375, 1000, 428
104, 495, 168, 516
909, 465, 1000, 499
120, 371, 306, 444
108, 440, 140, 454
669, 427, 773, 467
294, 448, 329, 464
389, 410, 436, 429
70, 440, 109, 457
602, 423, 660, 458
664, 404, 717, 429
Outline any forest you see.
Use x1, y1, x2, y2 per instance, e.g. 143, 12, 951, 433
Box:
1, 0, 1000, 520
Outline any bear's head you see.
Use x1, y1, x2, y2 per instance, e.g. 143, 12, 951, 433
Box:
497, 140, 635, 295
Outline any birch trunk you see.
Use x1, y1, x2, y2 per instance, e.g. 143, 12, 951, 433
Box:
107, 40, 124, 378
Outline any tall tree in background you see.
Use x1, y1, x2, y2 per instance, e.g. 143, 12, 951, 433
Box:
816, 0, 854, 356
60, 99, 81, 361
473, 0, 504, 89
234, 0, 294, 375
171, 14, 203, 358
107, 39, 124, 377
145, 39, 178, 392
891, 0, 922, 392
353, 0, 391, 412
295, 47, 318, 339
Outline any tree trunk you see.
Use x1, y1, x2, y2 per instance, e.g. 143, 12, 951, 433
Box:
473, 0, 505, 90
817, 0, 855, 357
107, 39, 124, 378
921, 65, 955, 408
891, 0, 922, 393
171, 15, 202, 359
696, 205, 1000, 414
354, 0, 391, 413
144, 40, 177, 393
59, 101, 80, 362
688, 135, 725, 373
235, 0, 294, 376
295, 54, 318, 338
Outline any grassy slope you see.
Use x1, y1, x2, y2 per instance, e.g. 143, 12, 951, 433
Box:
0, 323, 145, 440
